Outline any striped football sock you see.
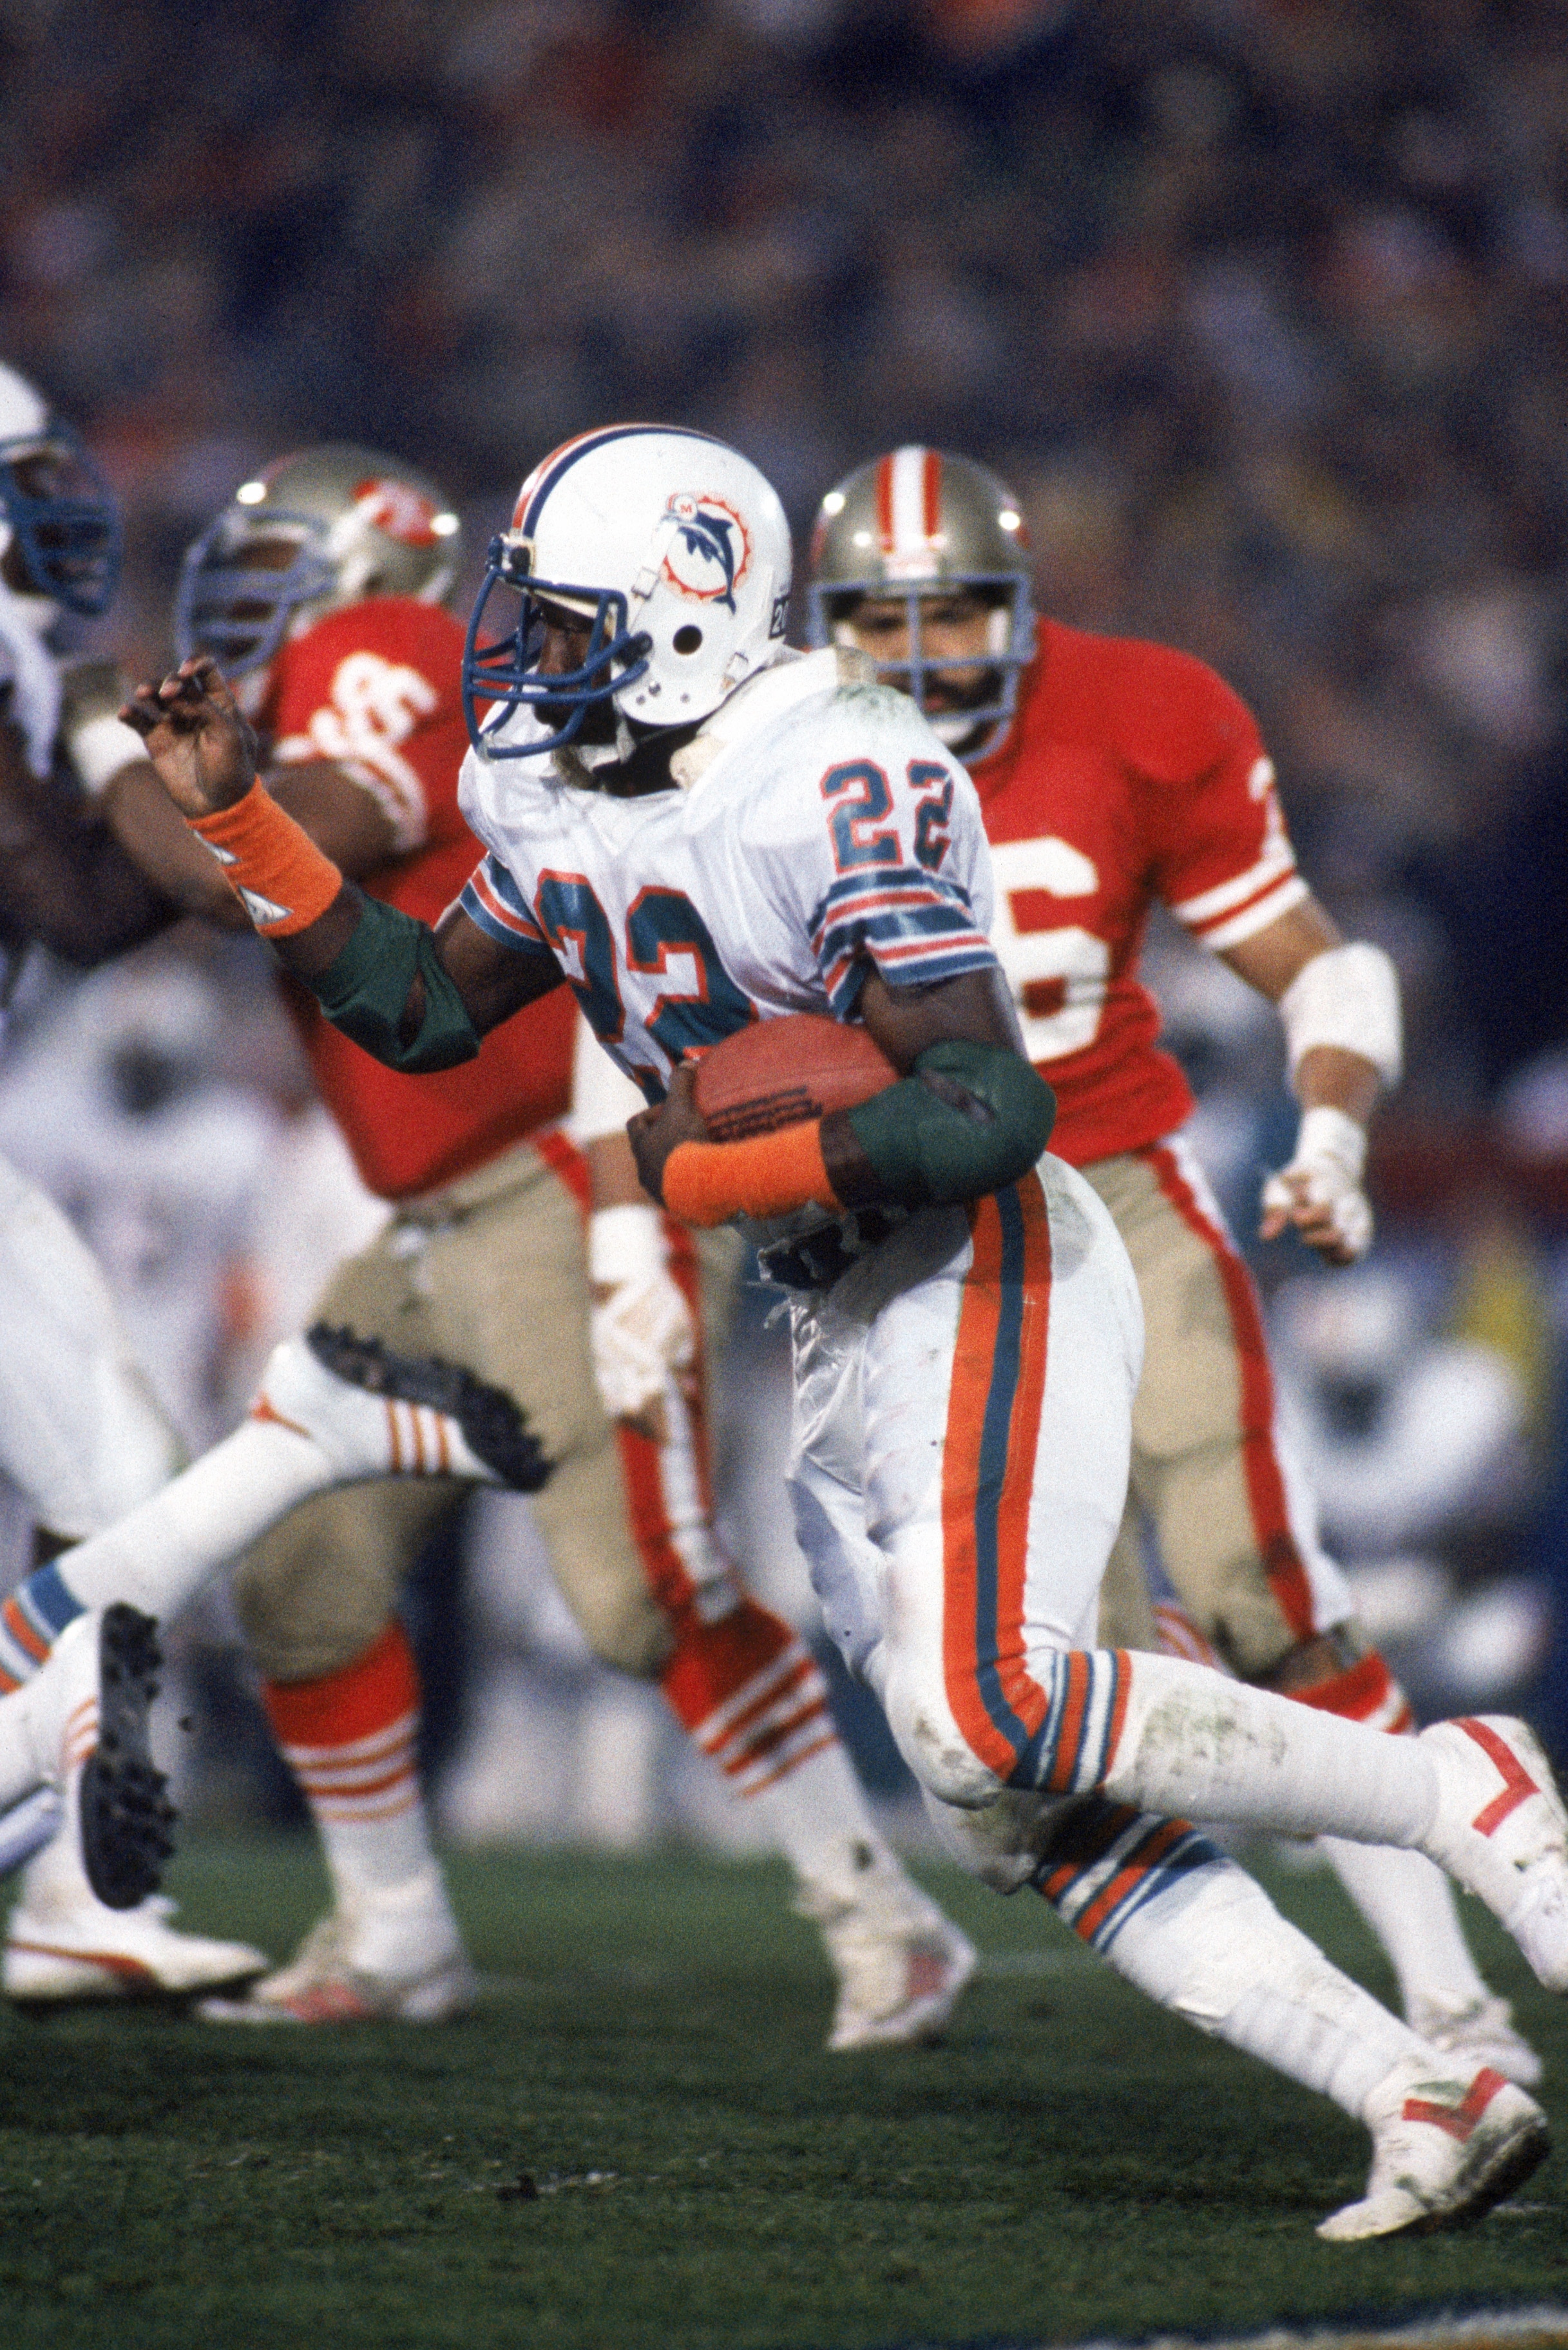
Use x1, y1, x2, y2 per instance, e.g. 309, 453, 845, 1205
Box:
1035, 1799, 1424, 2118
262, 1619, 434, 1902
663, 1596, 904, 1889
0, 1560, 88, 1692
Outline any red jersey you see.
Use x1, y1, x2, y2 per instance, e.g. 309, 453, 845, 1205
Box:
261, 599, 574, 1199
969, 618, 1306, 1166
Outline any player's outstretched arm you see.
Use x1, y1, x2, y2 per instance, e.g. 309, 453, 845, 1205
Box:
120, 655, 560, 1056
1221, 896, 1400, 1265
630, 965, 1055, 1223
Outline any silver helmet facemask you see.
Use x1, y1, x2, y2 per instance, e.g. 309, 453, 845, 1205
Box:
808, 574, 1033, 749
175, 506, 337, 676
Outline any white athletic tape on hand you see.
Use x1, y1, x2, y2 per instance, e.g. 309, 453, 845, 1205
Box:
1261, 1105, 1373, 1259
588, 1205, 696, 1422
1277, 942, 1402, 1087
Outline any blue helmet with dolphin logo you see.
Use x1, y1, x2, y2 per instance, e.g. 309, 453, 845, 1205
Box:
463, 424, 792, 760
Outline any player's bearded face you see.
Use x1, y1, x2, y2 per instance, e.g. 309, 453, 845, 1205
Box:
843, 591, 1001, 721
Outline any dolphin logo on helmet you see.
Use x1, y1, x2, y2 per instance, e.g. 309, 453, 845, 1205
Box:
662, 493, 750, 613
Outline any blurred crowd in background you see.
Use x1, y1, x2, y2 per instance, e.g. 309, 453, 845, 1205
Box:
1, 0, 1566, 1835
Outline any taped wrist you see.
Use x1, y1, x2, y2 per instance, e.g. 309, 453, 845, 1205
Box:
307, 895, 481, 1073
1277, 943, 1402, 1089
845, 1040, 1055, 1207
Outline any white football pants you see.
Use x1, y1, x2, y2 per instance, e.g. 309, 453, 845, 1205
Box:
788, 1156, 1142, 1822
0, 1152, 181, 1540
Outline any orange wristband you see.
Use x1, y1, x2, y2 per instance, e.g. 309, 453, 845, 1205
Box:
189, 780, 345, 937
662, 1121, 841, 1228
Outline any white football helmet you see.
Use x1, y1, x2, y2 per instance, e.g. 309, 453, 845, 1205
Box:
464, 423, 792, 759
0, 359, 120, 618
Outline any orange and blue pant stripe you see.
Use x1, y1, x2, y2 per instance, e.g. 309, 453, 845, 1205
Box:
939, 1174, 1130, 1796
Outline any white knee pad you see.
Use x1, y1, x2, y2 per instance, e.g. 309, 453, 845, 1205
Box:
881, 1658, 1004, 1812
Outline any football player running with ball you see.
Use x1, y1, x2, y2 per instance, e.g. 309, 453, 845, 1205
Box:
0, 442, 973, 2044
101, 424, 1568, 2239
806, 446, 1542, 2090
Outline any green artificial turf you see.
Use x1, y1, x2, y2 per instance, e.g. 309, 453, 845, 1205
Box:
1, 1837, 1565, 2350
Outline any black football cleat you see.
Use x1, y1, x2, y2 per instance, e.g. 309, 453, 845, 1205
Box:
77, 1605, 177, 1913
303, 1323, 553, 1493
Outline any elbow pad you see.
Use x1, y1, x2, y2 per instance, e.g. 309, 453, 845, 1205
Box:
306, 895, 481, 1074
1277, 942, 1402, 1089
845, 1039, 1056, 1208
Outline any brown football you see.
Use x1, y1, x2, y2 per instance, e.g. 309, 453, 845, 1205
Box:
693, 1015, 898, 1142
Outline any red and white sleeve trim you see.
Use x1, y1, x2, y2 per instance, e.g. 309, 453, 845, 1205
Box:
1171, 851, 1308, 953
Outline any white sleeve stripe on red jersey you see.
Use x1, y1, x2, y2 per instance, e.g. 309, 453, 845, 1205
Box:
1185, 871, 1309, 954
1171, 842, 1299, 930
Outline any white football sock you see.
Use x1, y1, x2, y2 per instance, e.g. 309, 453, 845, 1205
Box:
0, 1614, 99, 1811
1319, 1837, 1491, 2015
752, 1737, 937, 1927
1102, 1652, 1439, 1848
47, 1414, 340, 1626
311, 1783, 435, 1909
1100, 1838, 1429, 2120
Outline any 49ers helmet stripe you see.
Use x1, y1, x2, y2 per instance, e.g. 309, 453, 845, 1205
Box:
875, 446, 944, 562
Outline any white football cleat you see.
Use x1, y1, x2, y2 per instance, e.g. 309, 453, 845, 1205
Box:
255, 1326, 551, 1492
1418, 1715, 1568, 1993
821, 1909, 977, 2052
1407, 1992, 1543, 2091
5, 1894, 266, 2005
197, 1871, 475, 2025
14, 1607, 175, 1911
1317, 2056, 1549, 2241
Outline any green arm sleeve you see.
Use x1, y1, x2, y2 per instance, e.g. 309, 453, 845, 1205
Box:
302, 894, 481, 1074
844, 1038, 1056, 1208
